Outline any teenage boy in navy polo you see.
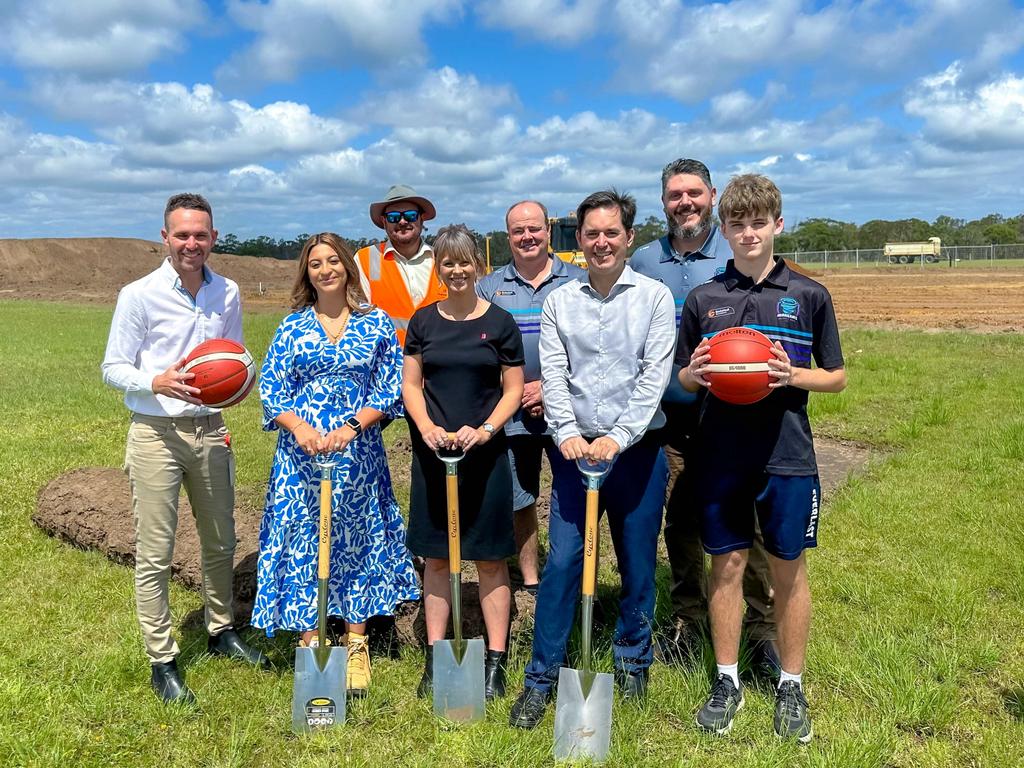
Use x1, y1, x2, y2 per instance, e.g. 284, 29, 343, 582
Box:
676, 174, 846, 742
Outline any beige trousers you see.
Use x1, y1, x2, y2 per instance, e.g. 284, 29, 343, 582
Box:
124, 413, 236, 664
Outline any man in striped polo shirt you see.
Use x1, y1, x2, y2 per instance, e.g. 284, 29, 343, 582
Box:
476, 200, 584, 595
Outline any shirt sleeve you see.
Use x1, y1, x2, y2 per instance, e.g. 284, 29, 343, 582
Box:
674, 292, 703, 367
404, 309, 424, 357
497, 310, 525, 367
539, 293, 580, 447
101, 286, 155, 395
222, 280, 244, 344
365, 312, 405, 419
606, 284, 677, 451
258, 318, 299, 431
812, 288, 845, 370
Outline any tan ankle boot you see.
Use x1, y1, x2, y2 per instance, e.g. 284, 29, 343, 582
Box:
346, 632, 370, 698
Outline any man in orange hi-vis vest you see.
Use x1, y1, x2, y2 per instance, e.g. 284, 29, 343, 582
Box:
355, 184, 447, 346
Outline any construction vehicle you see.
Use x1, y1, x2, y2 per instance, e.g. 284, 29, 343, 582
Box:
549, 213, 588, 268
885, 237, 941, 264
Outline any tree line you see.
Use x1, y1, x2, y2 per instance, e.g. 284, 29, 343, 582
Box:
214, 212, 1023, 262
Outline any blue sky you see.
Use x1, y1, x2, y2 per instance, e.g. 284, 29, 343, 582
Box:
1, 0, 1023, 241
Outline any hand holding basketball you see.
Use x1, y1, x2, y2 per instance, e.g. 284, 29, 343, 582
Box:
181, 338, 256, 408
681, 339, 712, 389
767, 342, 793, 388
152, 358, 203, 404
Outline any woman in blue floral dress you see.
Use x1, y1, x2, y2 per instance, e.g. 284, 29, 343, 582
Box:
254, 232, 419, 698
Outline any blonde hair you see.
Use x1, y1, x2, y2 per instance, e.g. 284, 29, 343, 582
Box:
718, 174, 782, 221
433, 223, 486, 276
289, 233, 369, 312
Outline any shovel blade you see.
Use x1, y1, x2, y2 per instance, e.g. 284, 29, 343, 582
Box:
432, 638, 486, 723
291, 646, 347, 733
553, 666, 613, 762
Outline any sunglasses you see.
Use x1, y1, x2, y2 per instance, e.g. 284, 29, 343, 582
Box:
385, 210, 420, 224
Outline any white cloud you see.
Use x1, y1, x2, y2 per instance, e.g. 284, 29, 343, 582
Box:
477, 0, 606, 44
905, 63, 1024, 149
710, 83, 787, 124
33, 78, 359, 169
3, 0, 208, 77
217, 0, 462, 85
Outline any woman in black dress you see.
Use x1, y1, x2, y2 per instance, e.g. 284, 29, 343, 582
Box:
402, 223, 525, 700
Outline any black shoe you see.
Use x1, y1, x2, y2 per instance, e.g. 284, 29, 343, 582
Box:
484, 650, 507, 701
416, 644, 433, 699
615, 667, 649, 701
509, 686, 550, 729
653, 617, 702, 665
207, 629, 271, 669
774, 681, 813, 743
150, 660, 197, 705
749, 638, 782, 684
696, 674, 744, 735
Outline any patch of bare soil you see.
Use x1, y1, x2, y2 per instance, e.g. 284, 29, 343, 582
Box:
33, 437, 869, 648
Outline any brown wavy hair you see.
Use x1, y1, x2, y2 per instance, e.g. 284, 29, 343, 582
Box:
289, 232, 370, 312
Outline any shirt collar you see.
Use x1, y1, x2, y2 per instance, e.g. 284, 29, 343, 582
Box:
658, 226, 719, 264
383, 239, 432, 263
579, 262, 638, 296
504, 254, 568, 283
723, 256, 790, 290
161, 258, 211, 291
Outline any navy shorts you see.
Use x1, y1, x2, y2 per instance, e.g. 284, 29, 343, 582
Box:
507, 435, 550, 512
698, 472, 821, 560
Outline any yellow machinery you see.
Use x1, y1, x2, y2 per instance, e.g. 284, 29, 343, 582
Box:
549, 214, 588, 268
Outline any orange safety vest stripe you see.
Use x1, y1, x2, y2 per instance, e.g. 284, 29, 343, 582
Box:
356, 242, 447, 346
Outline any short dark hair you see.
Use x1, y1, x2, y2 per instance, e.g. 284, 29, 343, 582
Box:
718, 174, 783, 221
661, 158, 713, 196
165, 193, 213, 227
575, 189, 636, 231
504, 200, 549, 229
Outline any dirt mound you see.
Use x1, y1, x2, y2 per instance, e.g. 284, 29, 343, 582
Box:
0, 238, 296, 306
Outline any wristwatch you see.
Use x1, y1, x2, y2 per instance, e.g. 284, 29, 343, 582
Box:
345, 416, 363, 435
481, 422, 495, 435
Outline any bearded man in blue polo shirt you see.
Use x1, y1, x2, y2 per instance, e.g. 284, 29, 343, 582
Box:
678, 174, 846, 742
476, 201, 585, 607
631, 158, 779, 678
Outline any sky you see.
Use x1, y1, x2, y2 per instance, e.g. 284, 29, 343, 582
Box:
1, 0, 1023, 242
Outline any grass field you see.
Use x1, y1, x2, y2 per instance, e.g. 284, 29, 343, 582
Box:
1, 300, 1023, 767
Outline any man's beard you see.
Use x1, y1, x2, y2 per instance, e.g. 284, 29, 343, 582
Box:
667, 206, 712, 241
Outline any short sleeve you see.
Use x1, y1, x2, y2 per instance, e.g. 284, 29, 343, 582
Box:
675, 292, 703, 367
497, 310, 525, 367
811, 289, 844, 370
404, 308, 426, 356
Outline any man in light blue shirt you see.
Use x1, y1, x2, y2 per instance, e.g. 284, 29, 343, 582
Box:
630, 158, 778, 678
509, 189, 675, 728
477, 200, 584, 594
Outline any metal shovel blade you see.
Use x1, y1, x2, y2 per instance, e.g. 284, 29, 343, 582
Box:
291, 646, 347, 733
432, 638, 486, 722
553, 666, 614, 762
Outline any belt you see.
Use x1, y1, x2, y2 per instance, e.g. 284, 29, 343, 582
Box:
131, 412, 224, 431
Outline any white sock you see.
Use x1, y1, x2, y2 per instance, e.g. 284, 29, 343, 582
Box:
717, 663, 740, 689
779, 669, 802, 689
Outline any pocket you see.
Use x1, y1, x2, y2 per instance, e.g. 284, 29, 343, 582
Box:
129, 420, 169, 443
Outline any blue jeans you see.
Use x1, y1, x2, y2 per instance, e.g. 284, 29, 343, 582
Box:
523, 436, 668, 692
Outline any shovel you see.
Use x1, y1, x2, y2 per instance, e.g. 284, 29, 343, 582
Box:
554, 458, 615, 762
432, 433, 486, 723
291, 458, 348, 732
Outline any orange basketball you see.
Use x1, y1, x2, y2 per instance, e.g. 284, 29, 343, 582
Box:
182, 338, 256, 408
705, 327, 775, 405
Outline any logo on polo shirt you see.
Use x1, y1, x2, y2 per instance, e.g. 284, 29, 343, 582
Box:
777, 297, 800, 320
496, 290, 516, 296
714, 267, 727, 276
708, 306, 735, 319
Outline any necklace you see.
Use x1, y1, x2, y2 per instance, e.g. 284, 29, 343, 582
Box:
315, 304, 351, 344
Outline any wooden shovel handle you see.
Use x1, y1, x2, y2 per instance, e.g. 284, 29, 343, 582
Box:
318, 476, 332, 581
582, 488, 599, 597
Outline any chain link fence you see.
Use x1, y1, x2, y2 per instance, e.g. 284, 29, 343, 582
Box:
776, 243, 1024, 269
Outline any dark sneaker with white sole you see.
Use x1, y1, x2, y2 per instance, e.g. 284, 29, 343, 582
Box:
696, 674, 744, 734
774, 681, 813, 743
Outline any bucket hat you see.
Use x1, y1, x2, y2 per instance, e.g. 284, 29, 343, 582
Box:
369, 184, 437, 228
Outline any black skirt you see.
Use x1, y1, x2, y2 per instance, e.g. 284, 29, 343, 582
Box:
406, 419, 515, 561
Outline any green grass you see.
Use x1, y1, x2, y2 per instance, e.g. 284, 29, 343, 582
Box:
1, 300, 1023, 767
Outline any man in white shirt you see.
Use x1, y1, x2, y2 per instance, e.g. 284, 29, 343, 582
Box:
102, 193, 268, 705
509, 190, 676, 728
